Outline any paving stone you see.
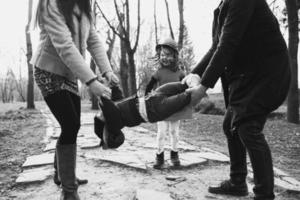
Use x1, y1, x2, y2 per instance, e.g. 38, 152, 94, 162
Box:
275, 177, 300, 193
165, 175, 187, 186
83, 150, 147, 171
22, 153, 54, 167
45, 127, 54, 137
135, 150, 156, 164
142, 141, 198, 151
248, 171, 300, 193
16, 166, 53, 184
81, 113, 97, 125
43, 140, 56, 152
79, 138, 100, 149
197, 151, 229, 162
81, 121, 94, 126
273, 167, 289, 177
78, 126, 94, 137
281, 176, 300, 187
133, 189, 173, 200
178, 152, 208, 167
123, 128, 198, 152
130, 127, 150, 133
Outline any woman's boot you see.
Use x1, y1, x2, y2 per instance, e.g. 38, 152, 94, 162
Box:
54, 152, 88, 186
56, 144, 80, 200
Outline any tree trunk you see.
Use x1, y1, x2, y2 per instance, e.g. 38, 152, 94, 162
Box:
90, 60, 99, 110
106, 30, 116, 61
153, 0, 158, 45
286, 0, 299, 124
26, 0, 35, 109
120, 39, 129, 97
96, 0, 140, 96
177, 0, 184, 51
127, 50, 137, 95
90, 1, 99, 110
164, 0, 174, 39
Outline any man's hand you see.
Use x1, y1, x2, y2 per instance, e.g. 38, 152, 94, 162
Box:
186, 84, 208, 106
181, 73, 201, 88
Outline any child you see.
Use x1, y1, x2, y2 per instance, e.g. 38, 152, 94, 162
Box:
94, 74, 201, 151
145, 38, 185, 168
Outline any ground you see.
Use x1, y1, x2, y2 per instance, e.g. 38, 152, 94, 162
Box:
0, 99, 299, 200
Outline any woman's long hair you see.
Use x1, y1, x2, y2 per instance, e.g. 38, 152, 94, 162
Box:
35, 0, 92, 33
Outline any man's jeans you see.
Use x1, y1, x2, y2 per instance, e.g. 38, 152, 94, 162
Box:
223, 108, 275, 199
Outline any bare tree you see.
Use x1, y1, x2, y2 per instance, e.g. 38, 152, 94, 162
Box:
177, 0, 184, 51
286, 0, 299, 123
96, 0, 141, 96
118, 14, 130, 96
90, 1, 100, 110
25, 0, 35, 109
89, 1, 117, 109
153, 0, 158, 45
164, 0, 175, 39
0, 69, 16, 103
14, 71, 26, 102
106, 29, 116, 61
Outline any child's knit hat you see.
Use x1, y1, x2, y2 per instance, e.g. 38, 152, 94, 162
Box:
156, 38, 178, 54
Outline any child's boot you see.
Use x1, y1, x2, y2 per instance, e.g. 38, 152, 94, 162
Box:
170, 150, 180, 167
153, 152, 164, 169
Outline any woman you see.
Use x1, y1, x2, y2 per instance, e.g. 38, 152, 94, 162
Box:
32, 0, 119, 199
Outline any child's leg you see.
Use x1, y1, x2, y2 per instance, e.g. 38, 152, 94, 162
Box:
157, 121, 168, 154
169, 120, 180, 152
156, 91, 191, 120
155, 82, 188, 96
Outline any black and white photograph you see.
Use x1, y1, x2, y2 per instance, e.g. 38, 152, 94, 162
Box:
0, 0, 300, 199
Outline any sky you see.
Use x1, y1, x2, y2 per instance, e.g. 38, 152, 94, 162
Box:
0, 0, 295, 93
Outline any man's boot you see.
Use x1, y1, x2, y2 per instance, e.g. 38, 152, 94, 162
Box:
208, 179, 248, 196
153, 152, 164, 169
54, 151, 88, 186
56, 144, 80, 200
170, 151, 180, 167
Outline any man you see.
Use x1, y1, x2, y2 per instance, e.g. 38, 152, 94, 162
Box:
183, 0, 291, 199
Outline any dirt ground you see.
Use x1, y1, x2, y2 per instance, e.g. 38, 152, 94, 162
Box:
0, 101, 300, 200
0, 102, 46, 198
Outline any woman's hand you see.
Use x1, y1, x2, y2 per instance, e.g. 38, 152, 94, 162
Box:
104, 71, 119, 86
186, 84, 208, 106
88, 80, 112, 99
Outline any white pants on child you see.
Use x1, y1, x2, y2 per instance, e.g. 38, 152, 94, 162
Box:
156, 120, 180, 154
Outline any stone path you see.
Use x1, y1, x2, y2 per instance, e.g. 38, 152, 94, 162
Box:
12, 109, 300, 200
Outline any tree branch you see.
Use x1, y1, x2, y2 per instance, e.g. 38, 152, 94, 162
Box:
113, 0, 128, 40
125, 0, 130, 41
95, 1, 125, 40
164, 0, 175, 39
132, 0, 141, 53
153, 0, 158, 45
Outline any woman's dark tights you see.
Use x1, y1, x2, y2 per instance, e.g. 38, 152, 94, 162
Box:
45, 90, 81, 145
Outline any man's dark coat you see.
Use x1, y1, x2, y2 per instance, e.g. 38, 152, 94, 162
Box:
192, 0, 291, 125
